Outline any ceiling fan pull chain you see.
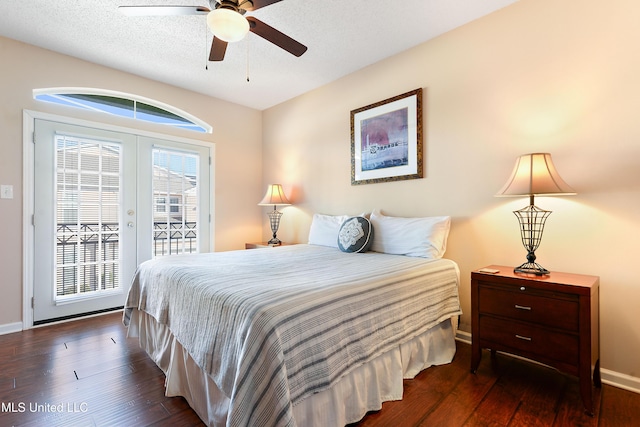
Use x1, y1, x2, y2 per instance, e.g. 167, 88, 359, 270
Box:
246, 37, 250, 82
205, 21, 209, 70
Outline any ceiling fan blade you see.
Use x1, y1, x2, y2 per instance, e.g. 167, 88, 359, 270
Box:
246, 17, 307, 57
209, 36, 228, 61
240, 0, 283, 11
118, 6, 210, 16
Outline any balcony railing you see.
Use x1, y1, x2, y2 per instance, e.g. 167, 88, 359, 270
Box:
152, 221, 198, 256
55, 221, 197, 296
57, 222, 197, 255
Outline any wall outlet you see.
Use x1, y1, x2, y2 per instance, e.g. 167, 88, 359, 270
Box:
1, 184, 14, 199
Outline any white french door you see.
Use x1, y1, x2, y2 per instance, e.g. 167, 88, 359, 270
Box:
32, 119, 210, 324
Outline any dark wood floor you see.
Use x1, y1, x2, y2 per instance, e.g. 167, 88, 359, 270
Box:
1, 312, 638, 426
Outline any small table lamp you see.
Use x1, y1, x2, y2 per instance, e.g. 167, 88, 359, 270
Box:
258, 184, 291, 245
496, 153, 576, 275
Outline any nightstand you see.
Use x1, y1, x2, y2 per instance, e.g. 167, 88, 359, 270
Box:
245, 242, 291, 249
471, 265, 600, 415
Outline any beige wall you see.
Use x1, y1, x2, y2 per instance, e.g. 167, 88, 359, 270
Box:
0, 37, 264, 327
262, 0, 640, 382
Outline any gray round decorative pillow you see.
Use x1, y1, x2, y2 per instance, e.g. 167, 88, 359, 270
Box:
337, 217, 373, 253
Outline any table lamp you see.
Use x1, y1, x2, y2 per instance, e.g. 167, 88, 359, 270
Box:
496, 153, 576, 275
258, 184, 291, 245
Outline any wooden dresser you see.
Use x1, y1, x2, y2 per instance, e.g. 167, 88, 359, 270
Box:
471, 265, 600, 415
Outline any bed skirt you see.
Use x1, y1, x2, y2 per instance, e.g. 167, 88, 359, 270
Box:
127, 309, 457, 427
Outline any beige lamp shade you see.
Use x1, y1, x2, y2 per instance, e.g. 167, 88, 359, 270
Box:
258, 184, 291, 206
496, 153, 576, 197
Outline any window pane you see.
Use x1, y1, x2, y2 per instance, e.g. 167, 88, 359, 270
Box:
137, 102, 194, 128
65, 94, 134, 118
152, 148, 199, 257
55, 135, 122, 298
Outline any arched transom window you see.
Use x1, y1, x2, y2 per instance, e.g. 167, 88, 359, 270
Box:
34, 88, 212, 134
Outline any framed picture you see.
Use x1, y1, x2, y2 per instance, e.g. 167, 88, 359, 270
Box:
350, 88, 423, 185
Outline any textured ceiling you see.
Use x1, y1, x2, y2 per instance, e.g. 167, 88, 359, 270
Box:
0, 0, 518, 110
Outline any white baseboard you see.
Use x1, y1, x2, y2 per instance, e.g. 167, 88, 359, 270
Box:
455, 329, 472, 345
601, 369, 640, 394
0, 321, 23, 336
454, 330, 640, 395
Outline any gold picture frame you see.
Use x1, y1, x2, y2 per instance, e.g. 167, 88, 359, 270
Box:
350, 88, 423, 185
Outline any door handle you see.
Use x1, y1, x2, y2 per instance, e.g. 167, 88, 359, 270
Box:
127, 221, 134, 228
515, 305, 532, 311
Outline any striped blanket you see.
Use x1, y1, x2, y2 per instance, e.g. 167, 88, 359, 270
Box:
124, 244, 461, 427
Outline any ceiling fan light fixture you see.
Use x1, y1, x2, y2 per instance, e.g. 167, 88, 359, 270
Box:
206, 8, 249, 43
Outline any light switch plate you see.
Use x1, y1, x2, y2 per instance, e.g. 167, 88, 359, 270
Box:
1, 184, 14, 199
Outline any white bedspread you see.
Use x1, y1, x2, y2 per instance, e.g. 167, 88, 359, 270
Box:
124, 244, 461, 427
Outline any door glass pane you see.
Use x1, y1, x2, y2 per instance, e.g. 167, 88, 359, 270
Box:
152, 148, 199, 257
55, 135, 121, 300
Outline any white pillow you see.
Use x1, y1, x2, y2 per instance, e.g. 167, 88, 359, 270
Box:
308, 214, 349, 248
369, 209, 451, 258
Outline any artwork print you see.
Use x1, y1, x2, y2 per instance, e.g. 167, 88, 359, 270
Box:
350, 88, 423, 185
360, 108, 409, 171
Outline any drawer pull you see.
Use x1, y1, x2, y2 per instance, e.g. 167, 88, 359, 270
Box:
515, 304, 532, 311
516, 334, 532, 341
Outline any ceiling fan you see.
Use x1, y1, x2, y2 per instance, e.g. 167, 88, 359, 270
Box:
119, 0, 307, 62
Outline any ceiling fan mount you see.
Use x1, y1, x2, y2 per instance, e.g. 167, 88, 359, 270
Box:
211, 0, 247, 15
119, 0, 307, 62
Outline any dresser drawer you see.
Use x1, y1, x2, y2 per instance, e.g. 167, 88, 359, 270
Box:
479, 316, 579, 365
478, 283, 579, 331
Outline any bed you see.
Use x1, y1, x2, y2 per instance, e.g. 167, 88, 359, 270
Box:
123, 214, 461, 427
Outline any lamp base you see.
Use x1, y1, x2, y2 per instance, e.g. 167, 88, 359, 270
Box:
513, 203, 551, 277
514, 262, 549, 276
266, 208, 284, 247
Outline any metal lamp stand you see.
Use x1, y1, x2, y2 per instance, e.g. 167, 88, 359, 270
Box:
513, 195, 551, 275
266, 206, 283, 245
